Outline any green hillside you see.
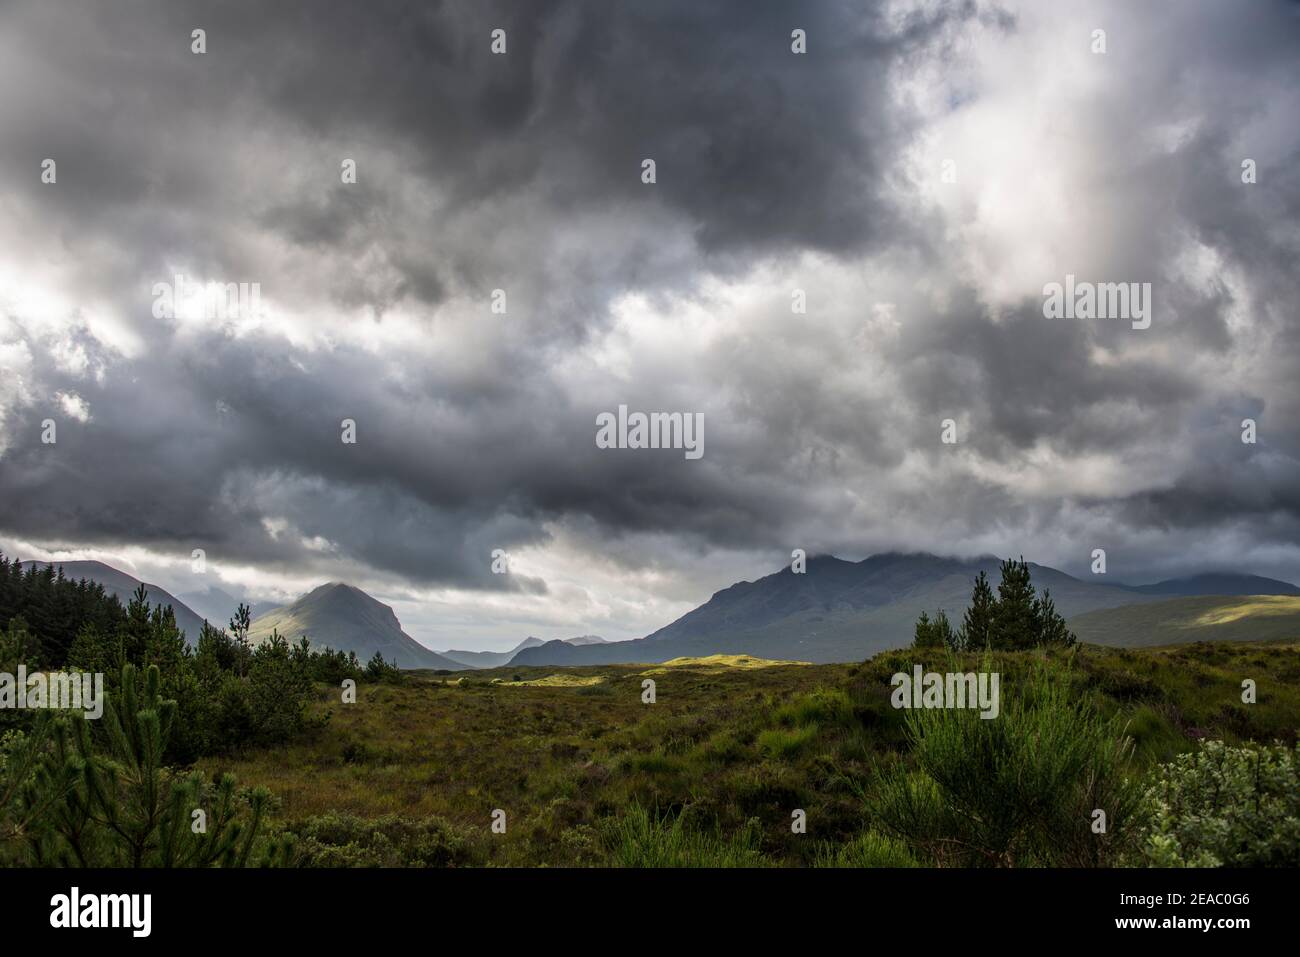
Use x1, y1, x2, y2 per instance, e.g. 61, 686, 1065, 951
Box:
1070, 595, 1300, 647
249, 582, 465, 670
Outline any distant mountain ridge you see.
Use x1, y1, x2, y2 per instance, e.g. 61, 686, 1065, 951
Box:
19, 560, 208, 643
177, 585, 281, 629
511, 552, 1300, 666
249, 583, 466, 671
1121, 573, 1300, 598
441, 634, 609, 669
440, 636, 545, 669
564, 634, 609, 646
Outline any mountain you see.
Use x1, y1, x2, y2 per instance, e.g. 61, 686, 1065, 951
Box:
563, 634, 609, 646
177, 585, 281, 628
510, 638, 619, 666
440, 634, 609, 669
19, 560, 208, 642
440, 636, 546, 669
1070, 595, 1300, 647
1121, 573, 1300, 597
248, 583, 466, 671
511, 552, 1300, 666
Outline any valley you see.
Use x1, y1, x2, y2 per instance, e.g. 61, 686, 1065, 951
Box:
195, 640, 1300, 867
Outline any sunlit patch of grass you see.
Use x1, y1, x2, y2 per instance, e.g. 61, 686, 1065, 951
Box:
1191, 595, 1300, 627
495, 674, 607, 687
642, 654, 812, 673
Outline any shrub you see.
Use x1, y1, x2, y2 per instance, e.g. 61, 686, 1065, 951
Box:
698, 731, 746, 765
1131, 740, 1300, 867
757, 724, 820, 760
814, 830, 918, 868
776, 689, 854, 728
869, 661, 1138, 866
602, 805, 769, 867
624, 751, 683, 775
1123, 704, 1184, 763
295, 811, 475, 867
718, 763, 803, 817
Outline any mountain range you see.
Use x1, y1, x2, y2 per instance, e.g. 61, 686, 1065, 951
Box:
510, 553, 1300, 666
1125, 573, 1300, 598
23, 552, 1300, 670
440, 635, 608, 669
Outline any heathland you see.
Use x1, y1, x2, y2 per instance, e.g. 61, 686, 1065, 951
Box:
2, 552, 1297, 868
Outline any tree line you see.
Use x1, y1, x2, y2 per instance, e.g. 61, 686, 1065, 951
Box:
0, 556, 126, 665
1, 554, 401, 760
912, 557, 1077, 651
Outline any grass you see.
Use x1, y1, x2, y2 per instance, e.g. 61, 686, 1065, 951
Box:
1070, 595, 1300, 647
813, 830, 918, 868
195, 643, 1300, 867
757, 724, 821, 759
494, 674, 606, 687
602, 805, 768, 867
651, 654, 811, 669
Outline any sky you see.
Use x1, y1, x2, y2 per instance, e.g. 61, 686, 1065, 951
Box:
1, 0, 1298, 651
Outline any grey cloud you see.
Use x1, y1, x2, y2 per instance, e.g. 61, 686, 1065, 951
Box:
1, 0, 1299, 640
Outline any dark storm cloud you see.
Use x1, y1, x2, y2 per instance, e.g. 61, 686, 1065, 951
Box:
0, 320, 803, 585
0, 0, 959, 578
1, 0, 958, 314
215, 0, 931, 257
1, 0, 1299, 613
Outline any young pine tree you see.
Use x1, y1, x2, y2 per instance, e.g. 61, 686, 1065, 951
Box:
0, 617, 40, 673
959, 571, 996, 651
912, 611, 944, 650
66, 622, 124, 682
933, 610, 960, 652
228, 604, 253, 677
13, 663, 290, 867
1034, 589, 1077, 648
118, 584, 154, 665
991, 557, 1039, 650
